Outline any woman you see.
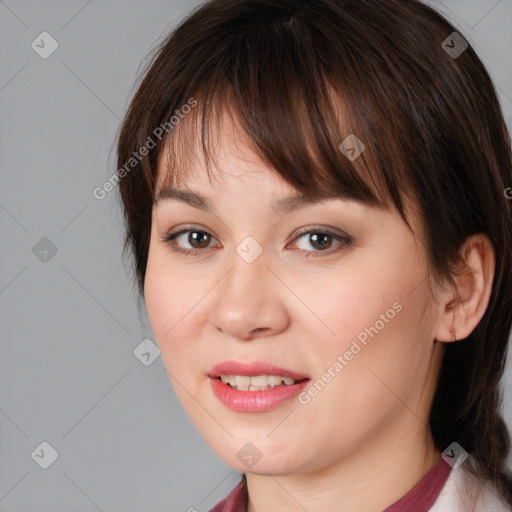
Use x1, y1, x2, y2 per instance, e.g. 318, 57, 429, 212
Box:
116, 0, 512, 509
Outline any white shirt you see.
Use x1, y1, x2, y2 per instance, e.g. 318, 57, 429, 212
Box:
430, 464, 511, 512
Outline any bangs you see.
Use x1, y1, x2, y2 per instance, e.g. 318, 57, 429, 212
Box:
157, 76, 414, 231
159, 80, 396, 208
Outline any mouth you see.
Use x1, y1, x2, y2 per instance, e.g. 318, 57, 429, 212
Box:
208, 361, 310, 412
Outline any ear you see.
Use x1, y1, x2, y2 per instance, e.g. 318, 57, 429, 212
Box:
434, 233, 495, 343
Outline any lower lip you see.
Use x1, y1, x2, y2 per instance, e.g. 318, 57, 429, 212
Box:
210, 377, 309, 412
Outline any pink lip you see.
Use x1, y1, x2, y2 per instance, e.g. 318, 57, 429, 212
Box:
208, 360, 310, 413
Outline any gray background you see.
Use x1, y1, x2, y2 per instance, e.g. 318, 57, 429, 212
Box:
1, 0, 511, 510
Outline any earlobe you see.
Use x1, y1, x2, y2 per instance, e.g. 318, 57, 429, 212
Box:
434, 234, 495, 344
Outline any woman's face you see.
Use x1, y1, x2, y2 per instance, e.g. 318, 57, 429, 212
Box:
144, 115, 444, 475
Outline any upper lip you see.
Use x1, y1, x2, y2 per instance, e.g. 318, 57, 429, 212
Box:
209, 360, 310, 381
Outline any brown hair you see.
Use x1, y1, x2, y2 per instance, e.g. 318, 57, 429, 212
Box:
116, 0, 512, 503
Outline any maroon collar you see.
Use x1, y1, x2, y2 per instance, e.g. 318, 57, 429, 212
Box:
382, 458, 452, 511
209, 475, 247, 512
210, 458, 451, 512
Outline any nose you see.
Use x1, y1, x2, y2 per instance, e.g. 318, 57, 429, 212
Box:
208, 251, 290, 341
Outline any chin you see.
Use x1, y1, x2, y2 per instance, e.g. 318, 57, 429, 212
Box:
203, 433, 310, 476
226, 452, 304, 476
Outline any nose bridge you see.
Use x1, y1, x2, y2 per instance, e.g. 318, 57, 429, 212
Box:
222, 240, 269, 305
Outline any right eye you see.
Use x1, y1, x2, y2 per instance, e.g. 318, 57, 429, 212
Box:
160, 227, 219, 257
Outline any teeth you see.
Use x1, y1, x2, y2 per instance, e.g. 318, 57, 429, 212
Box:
219, 374, 297, 390
249, 375, 267, 387
235, 375, 251, 391
267, 375, 283, 386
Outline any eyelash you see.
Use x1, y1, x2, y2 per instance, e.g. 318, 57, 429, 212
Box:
160, 225, 352, 258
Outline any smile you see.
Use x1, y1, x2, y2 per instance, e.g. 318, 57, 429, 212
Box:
209, 361, 310, 412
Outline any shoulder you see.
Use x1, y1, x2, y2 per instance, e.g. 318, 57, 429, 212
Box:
430, 461, 512, 512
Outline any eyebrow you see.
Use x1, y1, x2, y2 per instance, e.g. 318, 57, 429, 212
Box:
153, 186, 345, 218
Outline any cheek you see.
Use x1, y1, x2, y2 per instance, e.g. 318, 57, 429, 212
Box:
296, 253, 429, 406
144, 260, 205, 369
144, 268, 173, 339
291, 256, 411, 356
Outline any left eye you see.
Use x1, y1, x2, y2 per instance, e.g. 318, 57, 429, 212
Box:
161, 227, 352, 257
288, 229, 352, 256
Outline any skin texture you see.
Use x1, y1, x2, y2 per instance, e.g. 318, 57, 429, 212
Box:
144, 114, 495, 511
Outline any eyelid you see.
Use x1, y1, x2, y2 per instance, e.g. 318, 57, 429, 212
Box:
163, 223, 350, 240
292, 225, 351, 239
163, 224, 219, 241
